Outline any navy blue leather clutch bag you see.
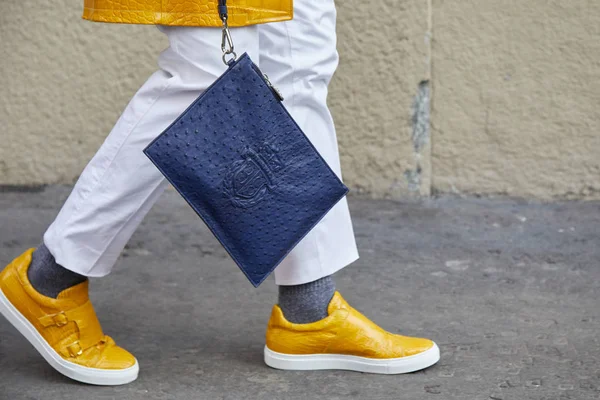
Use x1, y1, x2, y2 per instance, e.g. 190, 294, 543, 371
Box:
144, 53, 349, 286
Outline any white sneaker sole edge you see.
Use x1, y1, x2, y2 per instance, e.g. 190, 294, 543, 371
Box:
264, 342, 440, 374
0, 288, 139, 385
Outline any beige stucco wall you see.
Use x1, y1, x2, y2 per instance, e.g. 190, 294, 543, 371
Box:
0, 1, 166, 186
431, 0, 600, 200
332, 1, 432, 198
1, 0, 598, 200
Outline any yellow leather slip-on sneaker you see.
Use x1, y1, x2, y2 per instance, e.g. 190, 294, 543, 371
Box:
0, 249, 138, 385
264, 292, 440, 374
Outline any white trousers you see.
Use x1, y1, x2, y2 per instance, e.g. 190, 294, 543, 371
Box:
44, 0, 359, 286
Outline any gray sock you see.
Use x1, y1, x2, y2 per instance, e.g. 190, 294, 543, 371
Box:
278, 275, 335, 324
27, 243, 87, 298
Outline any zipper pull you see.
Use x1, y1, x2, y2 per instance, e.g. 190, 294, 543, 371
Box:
262, 73, 284, 101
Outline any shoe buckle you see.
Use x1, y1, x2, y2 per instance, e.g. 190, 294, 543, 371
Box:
53, 312, 68, 327
67, 341, 83, 357
39, 311, 69, 328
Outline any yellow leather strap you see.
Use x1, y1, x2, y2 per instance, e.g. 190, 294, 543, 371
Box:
38, 311, 68, 327
67, 341, 84, 357
38, 300, 105, 355
67, 300, 105, 351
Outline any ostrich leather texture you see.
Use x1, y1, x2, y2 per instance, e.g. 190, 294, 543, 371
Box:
82, 0, 293, 27
144, 53, 348, 287
0, 249, 137, 370
266, 292, 435, 358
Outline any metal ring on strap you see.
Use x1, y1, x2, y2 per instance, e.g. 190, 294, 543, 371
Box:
219, 0, 237, 65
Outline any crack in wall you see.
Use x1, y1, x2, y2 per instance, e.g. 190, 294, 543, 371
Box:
405, 80, 431, 192
412, 80, 431, 152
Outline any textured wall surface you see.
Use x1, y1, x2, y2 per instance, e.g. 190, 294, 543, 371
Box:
331, 0, 431, 198
431, 0, 600, 200
0, 0, 431, 198
0, 1, 166, 186
1, 0, 599, 200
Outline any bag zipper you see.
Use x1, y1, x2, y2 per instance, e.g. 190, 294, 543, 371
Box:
261, 73, 284, 102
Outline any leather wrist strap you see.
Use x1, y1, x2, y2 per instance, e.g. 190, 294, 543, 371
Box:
218, 0, 236, 64
218, 0, 228, 23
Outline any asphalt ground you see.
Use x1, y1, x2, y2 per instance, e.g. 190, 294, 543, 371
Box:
1, 185, 599, 400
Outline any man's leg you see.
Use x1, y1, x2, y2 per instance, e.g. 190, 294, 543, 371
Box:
260, 2, 359, 287
29, 26, 259, 295
258, 0, 359, 323
0, 25, 260, 385
43, 26, 259, 278
259, 0, 440, 374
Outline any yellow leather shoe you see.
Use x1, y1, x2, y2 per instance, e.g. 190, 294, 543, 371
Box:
265, 292, 440, 374
0, 249, 138, 385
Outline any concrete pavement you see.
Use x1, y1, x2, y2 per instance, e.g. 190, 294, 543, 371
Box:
0, 186, 599, 400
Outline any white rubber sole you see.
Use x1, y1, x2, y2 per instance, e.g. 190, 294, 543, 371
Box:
264, 343, 440, 374
0, 288, 139, 385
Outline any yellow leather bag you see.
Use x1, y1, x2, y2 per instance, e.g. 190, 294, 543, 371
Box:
82, 0, 293, 27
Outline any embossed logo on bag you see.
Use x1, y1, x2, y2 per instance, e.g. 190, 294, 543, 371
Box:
222, 142, 284, 208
